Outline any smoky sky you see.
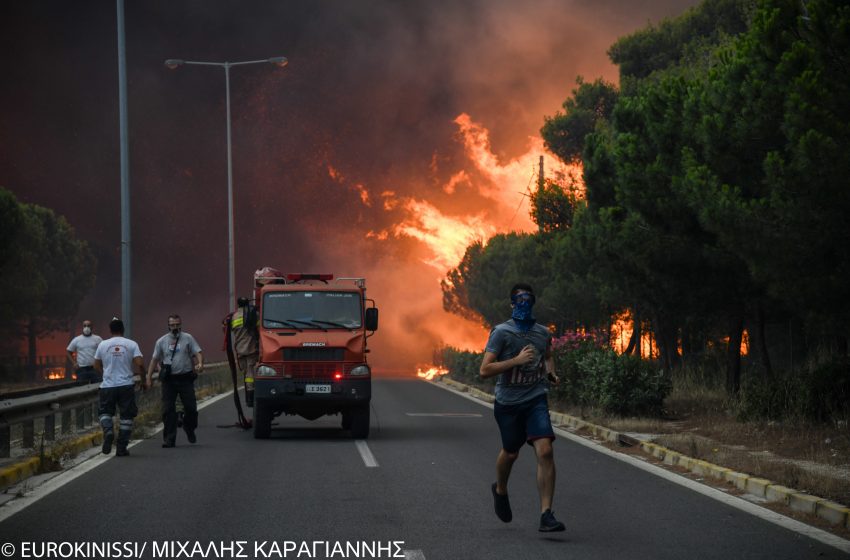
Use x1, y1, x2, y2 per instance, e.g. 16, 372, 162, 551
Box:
0, 0, 697, 370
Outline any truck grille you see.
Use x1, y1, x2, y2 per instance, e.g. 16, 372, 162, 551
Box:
283, 348, 345, 361
288, 362, 355, 379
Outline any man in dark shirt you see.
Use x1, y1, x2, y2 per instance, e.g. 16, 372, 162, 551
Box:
480, 283, 565, 532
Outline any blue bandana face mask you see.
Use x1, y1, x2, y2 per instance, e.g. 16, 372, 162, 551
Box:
511, 293, 536, 323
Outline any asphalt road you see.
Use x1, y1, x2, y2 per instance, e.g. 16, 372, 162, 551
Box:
0, 378, 846, 560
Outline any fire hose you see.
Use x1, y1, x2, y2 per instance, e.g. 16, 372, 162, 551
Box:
220, 312, 252, 429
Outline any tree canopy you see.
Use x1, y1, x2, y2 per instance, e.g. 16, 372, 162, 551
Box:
443, 0, 850, 393
0, 187, 96, 372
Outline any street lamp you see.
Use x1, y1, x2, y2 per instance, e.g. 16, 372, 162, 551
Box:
164, 56, 288, 311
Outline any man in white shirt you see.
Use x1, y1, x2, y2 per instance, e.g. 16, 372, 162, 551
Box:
66, 320, 103, 383
94, 318, 144, 457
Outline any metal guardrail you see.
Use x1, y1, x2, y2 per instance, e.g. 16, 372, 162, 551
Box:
0, 379, 88, 400
0, 362, 229, 459
0, 383, 101, 458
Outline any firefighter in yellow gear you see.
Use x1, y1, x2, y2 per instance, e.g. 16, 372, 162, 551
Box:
231, 297, 259, 407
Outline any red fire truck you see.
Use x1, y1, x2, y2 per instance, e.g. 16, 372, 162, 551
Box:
251, 270, 379, 439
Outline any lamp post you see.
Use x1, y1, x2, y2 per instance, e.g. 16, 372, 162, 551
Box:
164, 56, 288, 310
117, 0, 132, 335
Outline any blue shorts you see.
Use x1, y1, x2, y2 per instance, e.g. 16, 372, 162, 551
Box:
493, 393, 555, 453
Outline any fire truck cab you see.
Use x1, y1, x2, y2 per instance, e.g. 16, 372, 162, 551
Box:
252, 270, 378, 439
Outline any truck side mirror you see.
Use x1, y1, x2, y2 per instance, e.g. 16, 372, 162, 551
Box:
365, 308, 379, 331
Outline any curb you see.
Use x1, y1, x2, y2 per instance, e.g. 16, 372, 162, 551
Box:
0, 431, 102, 490
436, 376, 850, 530
0, 457, 40, 490
441, 377, 495, 403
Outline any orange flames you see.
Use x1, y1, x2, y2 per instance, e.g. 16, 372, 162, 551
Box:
453, 112, 580, 216
416, 365, 449, 380
610, 311, 656, 359
329, 113, 579, 369
362, 113, 572, 275
45, 367, 66, 380
391, 198, 496, 272
611, 312, 750, 358
328, 165, 371, 206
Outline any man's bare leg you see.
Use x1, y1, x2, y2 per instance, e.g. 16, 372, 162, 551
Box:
533, 438, 556, 512
496, 448, 518, 494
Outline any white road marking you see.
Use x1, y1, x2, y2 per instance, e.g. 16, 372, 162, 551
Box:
403, 550, 426, 560
0, 389, 235, 523
405, 412, 482, 417
355, 439, 379, 468
430, 382, 495, 410
428, 380, 850, 555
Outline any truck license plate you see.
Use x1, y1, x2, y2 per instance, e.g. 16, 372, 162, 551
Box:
305, 384, 331, 394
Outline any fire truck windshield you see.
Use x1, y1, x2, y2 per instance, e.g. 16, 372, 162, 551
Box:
263, 291, 362, 329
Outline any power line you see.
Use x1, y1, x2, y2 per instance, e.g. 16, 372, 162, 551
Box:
508, 165, 538, 230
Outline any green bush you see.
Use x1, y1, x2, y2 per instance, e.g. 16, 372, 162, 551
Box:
442, 344, 671, 417
805, 360, 850, 422
441, 347, 492, 387
551, 341, 600, 408
738, 359, 850, 423
570, 348, 670, 416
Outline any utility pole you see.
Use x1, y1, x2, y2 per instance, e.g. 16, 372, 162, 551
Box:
538, 155, 545, 191
117, 0, 132, 335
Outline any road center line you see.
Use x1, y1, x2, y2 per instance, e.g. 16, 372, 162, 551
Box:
355, 440, 379, 468
405, 412, 482, 417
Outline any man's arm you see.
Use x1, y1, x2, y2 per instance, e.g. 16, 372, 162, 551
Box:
544, 353, 559, 385
146, 357, 160, 389
133, 356, 145, 377
192, 351, 204, 373
66, 339, 77, 366
480, 346, 534, 379
94, 359, 103, 375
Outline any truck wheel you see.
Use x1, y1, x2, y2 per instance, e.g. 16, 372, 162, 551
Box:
350, 405, 370, 439
253, 400, 272, 439
341, 411, 352, 430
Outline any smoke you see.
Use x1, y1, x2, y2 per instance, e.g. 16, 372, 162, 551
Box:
0, 0, 698, 369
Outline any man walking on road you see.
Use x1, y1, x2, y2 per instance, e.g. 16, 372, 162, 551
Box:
146, 314, 204, 448
480, 283, 566, 532
94, 318, 144, 456
67, 319, 103, 383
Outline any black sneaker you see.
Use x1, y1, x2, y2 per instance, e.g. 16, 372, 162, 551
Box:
102, 431, 114, 455
491, 483, 512, 523
116, 447, 130, 457
539, 509, 566, 532
162, 440, 175, 448
186, 430, 197, 444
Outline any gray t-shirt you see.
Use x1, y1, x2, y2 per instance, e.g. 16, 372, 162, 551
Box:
152, 332, 202, 375
67, 334, 103, 367
485, 320, 552, 405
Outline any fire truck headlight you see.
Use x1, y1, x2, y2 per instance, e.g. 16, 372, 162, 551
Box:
349, 365, 370, 377
256, 365, 278, 377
